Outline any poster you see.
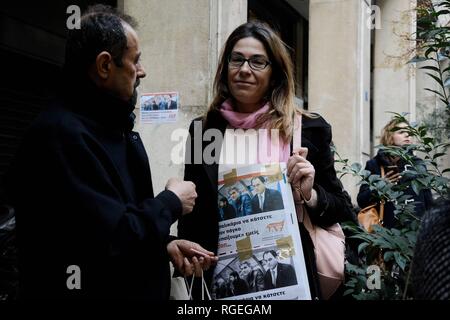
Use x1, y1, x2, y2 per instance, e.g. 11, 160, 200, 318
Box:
140, 91, 178, 123
212, 163, 311, 300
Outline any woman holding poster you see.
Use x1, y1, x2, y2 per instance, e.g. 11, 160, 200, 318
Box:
178, 21, 354, 300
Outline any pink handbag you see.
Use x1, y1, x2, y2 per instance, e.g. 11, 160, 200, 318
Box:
292, 115, 345, 300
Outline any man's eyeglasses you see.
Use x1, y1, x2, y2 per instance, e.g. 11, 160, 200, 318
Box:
228, 54, 271, 71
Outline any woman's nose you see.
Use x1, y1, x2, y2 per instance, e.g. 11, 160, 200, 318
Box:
239, 61, 252, 73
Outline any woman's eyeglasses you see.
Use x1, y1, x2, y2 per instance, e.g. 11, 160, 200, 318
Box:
228, 54, 271, 71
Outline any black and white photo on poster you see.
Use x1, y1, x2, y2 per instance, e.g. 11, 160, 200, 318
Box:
215, 163, 311, 300
212, 245, 301, 300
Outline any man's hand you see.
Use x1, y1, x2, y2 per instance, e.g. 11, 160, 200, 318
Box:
167, 239, 218, 277
166, 178, 197, 215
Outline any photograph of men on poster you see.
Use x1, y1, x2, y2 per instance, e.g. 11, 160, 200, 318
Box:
218, 183, 252, 221
262, 250, 297, 290
211, 246, 298, 300
217, 174, 285, 221
251, 176, 284, 214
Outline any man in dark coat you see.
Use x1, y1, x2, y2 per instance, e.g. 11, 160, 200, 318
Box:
262, 250, 297, 289
239, 261, 265, 292
6, 5, 215, 300
228, 187, 253, 217
251, 176, 284, 213
219, 197, 236, 221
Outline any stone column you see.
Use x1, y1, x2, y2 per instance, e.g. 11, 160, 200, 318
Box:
372, 0, 417, 144
309, 0, 371, 202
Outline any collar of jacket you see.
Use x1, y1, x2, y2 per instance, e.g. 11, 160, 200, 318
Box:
61, 75, 136, 132
375, 148, 412, 169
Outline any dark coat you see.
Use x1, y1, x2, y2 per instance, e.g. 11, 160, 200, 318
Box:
246, 269, 265, 292
357, 150, 433, 228
219, 203, 236, 221
230, 193, 253, 217
6, 80, 182, 300
263, 263, 297, 289
251, 187, 284, 213
178, 110, 355, 300
229, 278, 249, 296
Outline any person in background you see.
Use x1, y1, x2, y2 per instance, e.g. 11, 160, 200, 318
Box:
239, 260, 265, 292
228, 271, 249, 296
357, 118, 433, 228
228, 187, 253, 217
218, 197, 236, 221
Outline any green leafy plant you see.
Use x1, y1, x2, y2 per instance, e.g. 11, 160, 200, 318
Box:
411, 0, 450, 143
335, 113, 449, 300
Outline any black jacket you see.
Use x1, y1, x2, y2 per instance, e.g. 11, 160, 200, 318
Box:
251, 188, 284, 213
178, 110, 355, 300
6, 80, 182, 299
264, 262, 297, 289
357, 150, 433, 228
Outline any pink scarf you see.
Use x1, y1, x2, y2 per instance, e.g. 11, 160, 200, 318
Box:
219, 99, 270, 129
219, 99, 291, 163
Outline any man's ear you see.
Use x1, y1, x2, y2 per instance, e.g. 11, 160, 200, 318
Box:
95, 51, 113, 80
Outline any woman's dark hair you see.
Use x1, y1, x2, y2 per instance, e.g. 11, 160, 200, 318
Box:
64, 4, 137, 77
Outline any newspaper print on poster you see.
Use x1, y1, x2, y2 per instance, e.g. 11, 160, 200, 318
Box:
213, 163, 311, 300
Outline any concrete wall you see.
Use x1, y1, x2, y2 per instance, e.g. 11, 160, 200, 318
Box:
122, 0, 246, 194
308, 0, 371, 203
123, 0, 210, 196
372, 0, 417, 144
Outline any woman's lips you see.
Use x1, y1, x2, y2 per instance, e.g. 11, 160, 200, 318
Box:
234, 81, 254, 86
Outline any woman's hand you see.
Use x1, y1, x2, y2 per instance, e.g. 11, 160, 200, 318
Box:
287, 147, 315, 201
384, 169, 401, 184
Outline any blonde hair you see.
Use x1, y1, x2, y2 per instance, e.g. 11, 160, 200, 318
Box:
380, 118, 409, 146
207, 21, 310, 142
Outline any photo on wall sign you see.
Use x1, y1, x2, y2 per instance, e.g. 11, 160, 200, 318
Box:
140, 91, 178, 123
